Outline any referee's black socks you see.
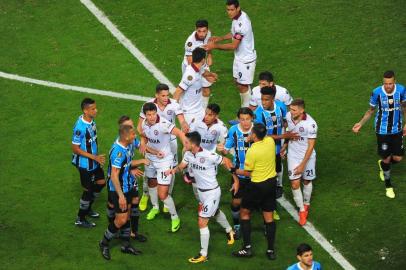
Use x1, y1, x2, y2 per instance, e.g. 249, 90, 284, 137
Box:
265, 221, 276, 251
240, 219, 251, 249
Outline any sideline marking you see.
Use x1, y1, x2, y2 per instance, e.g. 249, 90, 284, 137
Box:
80, 0, 176, 93
0, 71, 150, 102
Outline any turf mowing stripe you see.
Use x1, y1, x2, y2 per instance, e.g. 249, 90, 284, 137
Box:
0, 70, 150, 102
278, 196, 356, 270
80, 0, 176, 93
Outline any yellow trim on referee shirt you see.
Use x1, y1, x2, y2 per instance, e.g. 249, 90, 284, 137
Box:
244, 137, 277, 183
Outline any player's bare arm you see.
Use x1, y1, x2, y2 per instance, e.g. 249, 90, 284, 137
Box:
72, 144, 105, 165
171, 127, 187, 146
172, 87, 184, 102
352, 106, 375, 133
202, 70, 218, 83
204, 37, 240, 51
165, 161, 188, 176
294, 138, 316, 175
176, 113, 189, 133
208, 33, 232, 43
110, 167, 127, 211
207, 52, 213, 66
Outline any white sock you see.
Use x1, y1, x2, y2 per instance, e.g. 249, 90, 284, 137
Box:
191, 183, 200, 202
142, 176, 149, 196
292, 187, 305, 212
163, 195, 178, 219
215, 210, 232, 233
277, 171, 283, 187
202, 96, 209, 109
199, 227, 210, 257
303, 182, 313, 205
240, 91, 251, 107
149, 186, 159, 209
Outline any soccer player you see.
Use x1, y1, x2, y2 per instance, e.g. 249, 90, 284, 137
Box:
249, 71, 293, 111
71, 98, 105, 228
203, 0, 256, 107
352, 70, 406, 198
282, 99, 318, 226
137, 83, 187, 213
287, 243, 322, 270
166, 131, 236, 263
99, 125, 149, 260
186, 103, 228, 200
140, 102, 186, 232
231, 123, 278, 260
182, 19, 213, 108
254, 86, 299, 199
217, 107, 253, 239
173, 47, 217, 126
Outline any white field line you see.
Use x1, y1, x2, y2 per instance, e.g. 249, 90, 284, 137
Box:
80, 0, 176, 94
0, 71, 150, 102
278, 196, 356, 270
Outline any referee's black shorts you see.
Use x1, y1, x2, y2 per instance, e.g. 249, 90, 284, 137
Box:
241, 177, 277, 212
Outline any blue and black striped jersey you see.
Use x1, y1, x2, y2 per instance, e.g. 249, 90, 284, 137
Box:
224, 124, 252, 180
107, 140, 134, 193
254, 101, 286, 154
370, 84, 406, 135
71, 115, 99, 171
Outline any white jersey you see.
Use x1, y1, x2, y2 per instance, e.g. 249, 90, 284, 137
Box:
189, 119, 228, 152
231, 11, 256, 63
139, 98, 183, 124
286, 112, 317, 159
182, 148, 223, 190
182, 30, 211, 68
142, 116, 175, 163
178, 64, 204, 115
249, 85, 293, 107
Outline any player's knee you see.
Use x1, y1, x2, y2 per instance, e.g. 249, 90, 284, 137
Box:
392, 156, 402, 163
115, 214, 128, 227
148, 178, 158, 187
290, 180, 300, 189
240, 208, 250, 220
96, 179, 105, 185
231, 199, 241, 208
158, 192, 168, 201
303, 180, 311, 186
198, 217, 208, 228
132, 196, 140, 204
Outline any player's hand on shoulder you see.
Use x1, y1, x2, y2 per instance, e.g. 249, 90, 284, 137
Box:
352, 122, 362, 133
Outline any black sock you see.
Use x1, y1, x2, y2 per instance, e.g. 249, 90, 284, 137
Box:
240, 219, 251, 249
380, 160, 391, 171
265, 221, 276, 251
230, 205, 240, 226
385, 179, 393, 188
131, 204, 140, 234
102, 222, 119, 245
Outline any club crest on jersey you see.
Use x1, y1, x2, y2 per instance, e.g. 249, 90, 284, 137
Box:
200, 157, 205, 163
187, 42, 192, 47
381, 143, 388, 151
272, 116, 277, 122
299, 127, 305, 132
75, 130, 81, 136
167, 110, 173, 115
211, 130, 217, 135
154, 130, 159, 136
117, 152, 122, 158
388, 99, 394, 105
187, 75, 193, 81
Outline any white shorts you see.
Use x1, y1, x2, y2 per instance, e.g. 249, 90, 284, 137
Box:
198, 186, 221, 218
182, 63, 212, 88
233, 58, 256, 85
287, 155, 316, 181
170, 137, 178, 166
145, 159, 173, 185
184, 110, 205, 125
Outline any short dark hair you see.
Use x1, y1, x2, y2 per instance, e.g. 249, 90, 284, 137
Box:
118, 115, 131, 125
119, 124, 134, 138
383, 70, 395, 79
81, 98, 95, 110
226, 0, 240, 8
186, 131, 201, 146
237, 107, 254, 118
252, 123, 267, 140
290, 98, 305, 109
156, 83, 169, 93
297, 243, 312, 256
142, 102, 157, 114
195, 19, 208, 28
207, 103, 220, 114
192, 47, 206, 63
258, 71, 274, 82
260, 86, 276, 98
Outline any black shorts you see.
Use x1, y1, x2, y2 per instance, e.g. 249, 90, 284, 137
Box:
241, 177, 277, 212
276, 154, 282, 173
78, 167, 105, 189
376, 132, 404, 158
108, 188, 138, 214
231, 176, 250, 199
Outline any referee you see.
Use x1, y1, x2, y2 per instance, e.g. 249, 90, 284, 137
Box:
231, 123, 277, 260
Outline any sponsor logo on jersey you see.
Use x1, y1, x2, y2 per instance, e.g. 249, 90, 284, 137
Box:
299, 127, 305, 132
167, 110, 173, 115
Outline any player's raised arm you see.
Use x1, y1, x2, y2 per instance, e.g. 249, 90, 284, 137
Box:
204, 37, 240, 51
